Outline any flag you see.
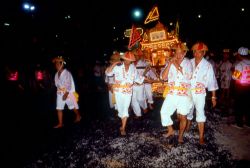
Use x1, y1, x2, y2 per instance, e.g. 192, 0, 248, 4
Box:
128, 25, 141, 49
144, 6, 159, 24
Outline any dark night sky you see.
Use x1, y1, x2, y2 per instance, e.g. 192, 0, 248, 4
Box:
0, 0, 249, 63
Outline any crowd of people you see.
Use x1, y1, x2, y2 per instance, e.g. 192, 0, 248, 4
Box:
3, 41, 250, 146
104, 42, 250, 145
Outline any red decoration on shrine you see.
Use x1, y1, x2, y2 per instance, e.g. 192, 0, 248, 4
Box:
128, 25, 141, 49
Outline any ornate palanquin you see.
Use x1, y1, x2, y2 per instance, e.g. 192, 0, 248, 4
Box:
141, 22, 179, 66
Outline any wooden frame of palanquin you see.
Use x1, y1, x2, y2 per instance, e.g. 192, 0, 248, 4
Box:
140, 22, 179, 97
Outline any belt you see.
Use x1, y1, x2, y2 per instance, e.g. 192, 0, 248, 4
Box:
112, 84, 132, 88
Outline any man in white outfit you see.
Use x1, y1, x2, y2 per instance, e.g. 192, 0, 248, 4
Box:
144, 66, 159, 110
160, 43, 193, 143
131, 49, 149, 117
53, 56, 81, 128
105, 52, 120, 111
186, 42, 218, 144
105, 51, 146, 136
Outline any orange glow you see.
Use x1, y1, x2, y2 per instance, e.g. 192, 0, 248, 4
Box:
232, 70, 242, 79
152, 82, 168, 97
141, 39, 178, 50
144, 6, 159, 24
124, 28, 143, 37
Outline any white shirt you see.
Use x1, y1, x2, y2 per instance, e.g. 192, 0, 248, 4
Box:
106, 63, 144, 94
55, 69, 76, 93
191, 58, 218, 93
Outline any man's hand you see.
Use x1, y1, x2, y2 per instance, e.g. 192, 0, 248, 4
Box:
143, 77, 153, 84
63, 92, 69, 100
106, 61, 121, 74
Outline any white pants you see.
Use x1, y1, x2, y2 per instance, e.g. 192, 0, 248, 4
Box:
187, 93, 206, 122
131, 85, 147, 116
160, 94, 193, 126
115, 91, 132, 118
145, 83, 154, 104
56, 92, 79, 110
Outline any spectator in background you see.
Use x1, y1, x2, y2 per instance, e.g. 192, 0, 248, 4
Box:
219, 49, 233, 115
231, 47, 250, 129
205, 51, 217, 76
93, 60, 105, 91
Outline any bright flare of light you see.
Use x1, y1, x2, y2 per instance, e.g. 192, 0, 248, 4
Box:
241, 8, 245, 12
132, 8, 143, 20
30, 6, 35, 11
4, 22, 10, 26
198, 14, 202, 18
23, 4, 30, 9
134, 10, 141, 17
23, 2, 35, 11
65, 15, 71, 19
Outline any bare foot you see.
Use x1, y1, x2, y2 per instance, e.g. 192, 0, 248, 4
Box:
120, 127, 126, 136
134, 116, 141, 119
163, 131, 174, 138
178, 138, 184, 144
74, 116, 82, 123
199, 138, 205, 145
143, 108, 149, 114
186, 121, 192, 132
53, 124, 63, 128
